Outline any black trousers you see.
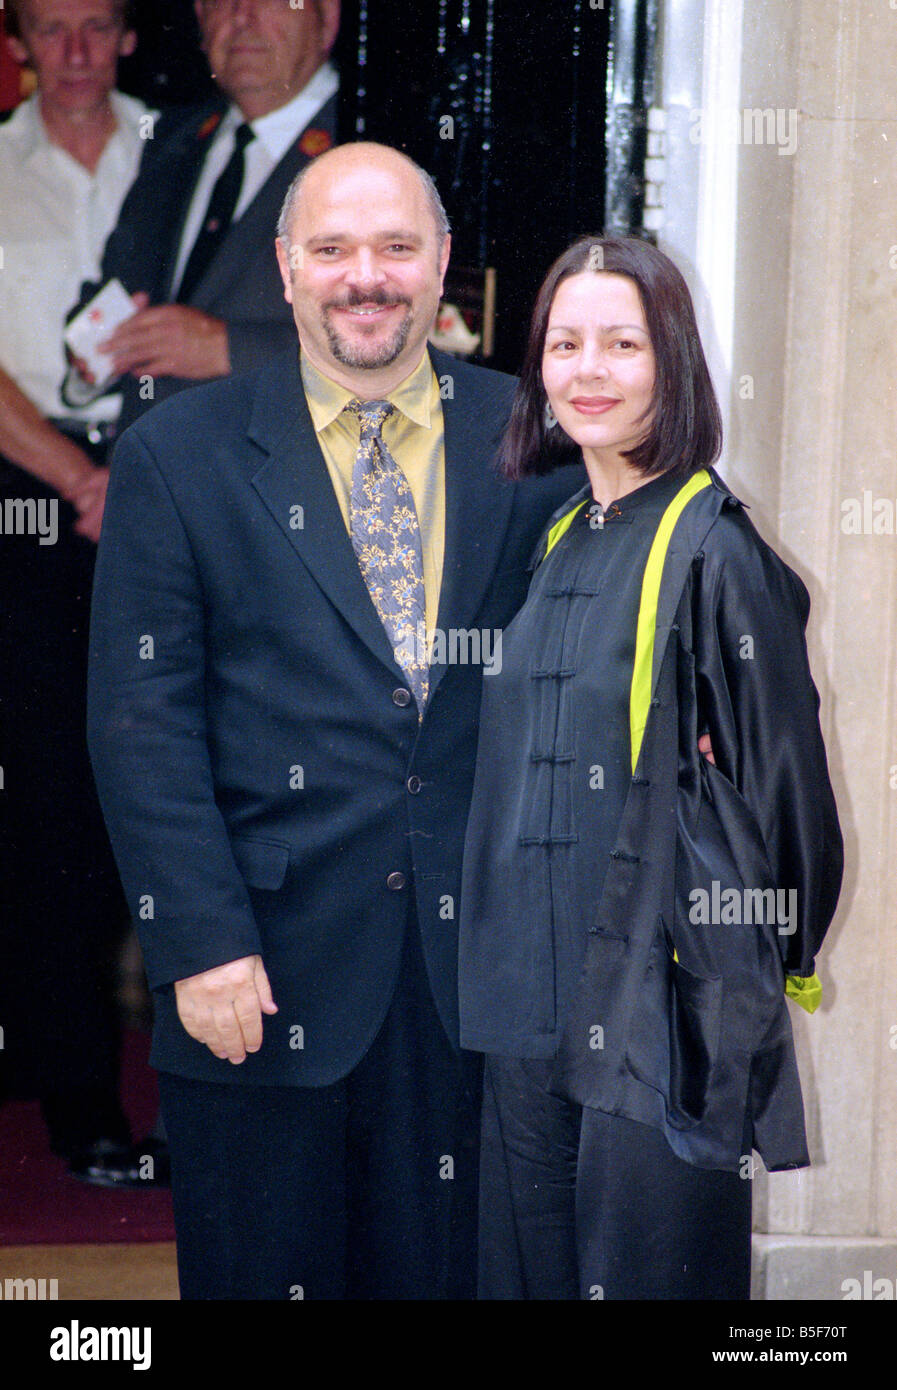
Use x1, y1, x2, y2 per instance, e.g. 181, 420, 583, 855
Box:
158, 919, 482, 1300
0, 453, 129, 1148
479, 1055, 753, 1300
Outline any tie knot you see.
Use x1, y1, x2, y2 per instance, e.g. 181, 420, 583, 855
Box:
346, 399, 395, 436
233, 122, 255, 153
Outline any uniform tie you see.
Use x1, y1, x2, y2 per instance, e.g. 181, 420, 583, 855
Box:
177, 122, 255, 303
346, 399, 429, 713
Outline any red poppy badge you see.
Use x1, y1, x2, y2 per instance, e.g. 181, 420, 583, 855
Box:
299, 128, 333, 158
197, 112, 223, 141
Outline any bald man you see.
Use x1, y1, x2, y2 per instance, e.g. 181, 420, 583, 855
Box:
87, 142, 583, 1298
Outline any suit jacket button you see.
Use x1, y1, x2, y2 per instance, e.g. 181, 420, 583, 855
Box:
406, 775, 422, 794
387, 872, 407, 891
392, 687, 412, 707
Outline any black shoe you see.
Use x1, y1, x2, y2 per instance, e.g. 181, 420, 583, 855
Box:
68, 1137, 169, 1189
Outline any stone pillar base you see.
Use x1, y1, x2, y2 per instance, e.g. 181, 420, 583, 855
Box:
752, 1236, 897, 1301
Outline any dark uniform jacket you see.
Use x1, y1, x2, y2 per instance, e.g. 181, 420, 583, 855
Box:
460, 470, 843, 1172
64, 93, 338, 431
86, 346, 583, 1087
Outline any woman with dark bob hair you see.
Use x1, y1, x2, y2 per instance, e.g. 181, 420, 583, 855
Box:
458, 236, 843, 1300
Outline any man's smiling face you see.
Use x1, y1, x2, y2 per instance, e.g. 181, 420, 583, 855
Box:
276, 144, 450, 394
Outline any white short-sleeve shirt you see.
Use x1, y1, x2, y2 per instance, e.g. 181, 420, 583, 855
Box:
0, 89, 149, 422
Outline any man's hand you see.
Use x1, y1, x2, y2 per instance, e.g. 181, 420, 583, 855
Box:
99, 303, 231, 380
67, 292, 151, 386
698, 733, 716, 765
69, 465, 110, 543
174, 954, 278, 1064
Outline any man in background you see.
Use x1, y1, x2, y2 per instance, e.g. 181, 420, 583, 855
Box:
0, 0, 152, 1184
0, 0, 148, 527
66, 0, 342, 429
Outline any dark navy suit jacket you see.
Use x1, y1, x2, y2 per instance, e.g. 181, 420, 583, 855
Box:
87, 345, 583, 1086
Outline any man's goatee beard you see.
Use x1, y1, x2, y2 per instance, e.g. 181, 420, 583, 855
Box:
322, 302, 414, 369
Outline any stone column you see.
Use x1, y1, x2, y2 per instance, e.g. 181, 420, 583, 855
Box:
659, 0, 897, 1298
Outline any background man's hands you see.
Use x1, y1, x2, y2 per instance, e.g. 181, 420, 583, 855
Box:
174, 954, 278, 1064
99, 300, 230, 380
69, 465, 110, 543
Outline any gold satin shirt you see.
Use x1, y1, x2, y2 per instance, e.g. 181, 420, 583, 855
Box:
300, 350, 446, 641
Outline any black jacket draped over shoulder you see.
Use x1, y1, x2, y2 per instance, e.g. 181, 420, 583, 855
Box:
459, 470, 843, 1172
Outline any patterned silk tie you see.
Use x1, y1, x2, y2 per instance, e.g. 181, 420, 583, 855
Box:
346, 399, 429, 713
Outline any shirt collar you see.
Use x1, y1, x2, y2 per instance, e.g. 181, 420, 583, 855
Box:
301, 349, 438, 434
226, 61, 338, 161
108, 89, 152, 138
6, 93, 50, 166
9, 88, 148, 169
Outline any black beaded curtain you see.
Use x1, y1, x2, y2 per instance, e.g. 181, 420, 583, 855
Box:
115, 0, 612, 373
334, 0, 610, 371
116, 0, 217, 107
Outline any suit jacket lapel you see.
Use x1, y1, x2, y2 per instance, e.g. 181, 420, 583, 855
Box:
247, 350, 401, 678
247, 346, 516, 698
160, 103, 228, 303
428, 348, 516, 702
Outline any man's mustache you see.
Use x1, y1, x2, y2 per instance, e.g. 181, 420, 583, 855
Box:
323, 290, 412, 311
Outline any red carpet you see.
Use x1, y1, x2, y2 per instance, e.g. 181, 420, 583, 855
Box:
0, 1031, 175, 1245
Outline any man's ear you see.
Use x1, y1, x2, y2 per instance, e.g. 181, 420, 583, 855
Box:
274, 239, 294, 305
5, 35, 30, 68
437, 233, 451, 299
119, 29, 138, 60
318, 0, 342, 59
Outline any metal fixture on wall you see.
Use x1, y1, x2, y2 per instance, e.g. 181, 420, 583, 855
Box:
604, 0, 661, 237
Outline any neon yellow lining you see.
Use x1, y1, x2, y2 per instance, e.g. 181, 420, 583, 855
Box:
629, 469, 712, 773
605, 467, 821, 1010
544, 499, 589, 559
785, 972, 822, 1014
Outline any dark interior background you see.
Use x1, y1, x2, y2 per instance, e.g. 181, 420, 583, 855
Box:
116, 0, 611, 373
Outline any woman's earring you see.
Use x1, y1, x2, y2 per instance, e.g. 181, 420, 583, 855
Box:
544, 401, 558, 430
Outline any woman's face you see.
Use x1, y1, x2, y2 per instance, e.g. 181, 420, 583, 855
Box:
542, 271, 656, 469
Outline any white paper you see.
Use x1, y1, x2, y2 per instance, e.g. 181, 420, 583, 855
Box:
64, 278, 138, 388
